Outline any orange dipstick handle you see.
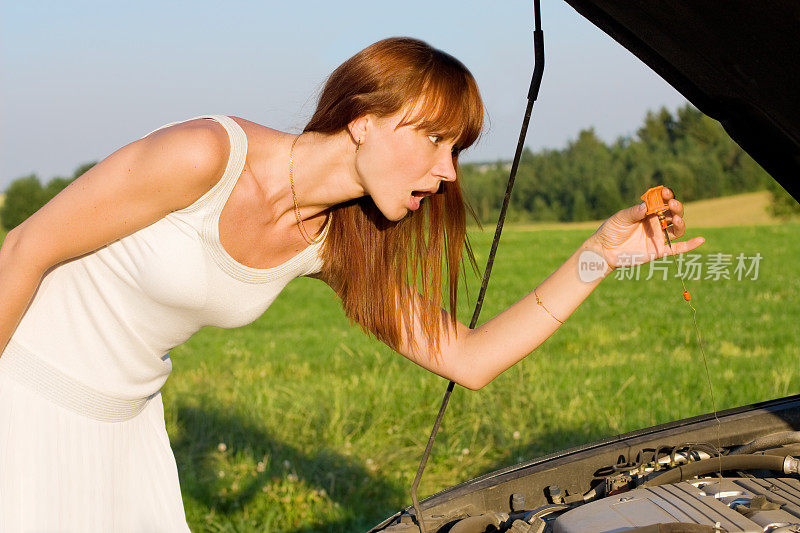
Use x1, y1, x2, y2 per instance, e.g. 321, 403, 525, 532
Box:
641, 185, 670, 231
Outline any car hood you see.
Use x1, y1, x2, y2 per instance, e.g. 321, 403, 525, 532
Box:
563, 0, 800, 199
369, 3, 800, 530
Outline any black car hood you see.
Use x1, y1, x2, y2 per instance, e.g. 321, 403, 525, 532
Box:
563, 0, 800, 199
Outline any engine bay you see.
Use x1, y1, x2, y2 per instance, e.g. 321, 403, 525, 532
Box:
370, 397, 800, 533
551, 475, 800, 533
380, 441, 800, 533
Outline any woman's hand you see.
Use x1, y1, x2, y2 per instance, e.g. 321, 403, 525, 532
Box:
588, 187, 705, 270
384, 187, 704, 390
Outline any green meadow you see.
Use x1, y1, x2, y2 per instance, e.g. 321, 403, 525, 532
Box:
1, 211, 797, 531
157, 221, 800, 532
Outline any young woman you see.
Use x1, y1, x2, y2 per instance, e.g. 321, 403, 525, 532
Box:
0, 37, 703, 530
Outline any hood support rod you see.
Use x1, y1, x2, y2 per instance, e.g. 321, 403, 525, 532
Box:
409, 2, 546, 531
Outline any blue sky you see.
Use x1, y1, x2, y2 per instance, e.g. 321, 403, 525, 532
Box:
0, 0, 687, 189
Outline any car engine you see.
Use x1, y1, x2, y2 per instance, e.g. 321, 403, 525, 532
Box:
551, 476, 800, 533
375, 432, 800, 533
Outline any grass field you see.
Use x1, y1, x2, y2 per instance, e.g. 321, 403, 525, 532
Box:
0, 193, 797, 531
161, 219, 800, 532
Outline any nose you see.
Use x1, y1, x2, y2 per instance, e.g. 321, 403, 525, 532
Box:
433, 150, 458, 182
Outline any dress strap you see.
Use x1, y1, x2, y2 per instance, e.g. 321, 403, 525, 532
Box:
140, 115, 247, 216
173, 115, 248, 216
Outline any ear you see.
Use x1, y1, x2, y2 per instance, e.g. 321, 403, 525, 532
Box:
347, 115, 369, 145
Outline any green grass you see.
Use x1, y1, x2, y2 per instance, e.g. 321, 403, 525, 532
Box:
0, 220, 795, 530
160, 223, 800, 532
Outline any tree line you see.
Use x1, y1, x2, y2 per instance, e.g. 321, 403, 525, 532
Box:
1, 104, 797, 231
1, 162, 97, 230
460, 104, 796, 223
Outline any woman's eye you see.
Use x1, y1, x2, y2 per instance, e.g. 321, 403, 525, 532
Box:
428, 134, 441, 145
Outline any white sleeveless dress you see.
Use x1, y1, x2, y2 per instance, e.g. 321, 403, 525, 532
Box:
0, 115, 328, 532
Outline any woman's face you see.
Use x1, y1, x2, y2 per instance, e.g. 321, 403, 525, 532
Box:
355, 108, 458, 222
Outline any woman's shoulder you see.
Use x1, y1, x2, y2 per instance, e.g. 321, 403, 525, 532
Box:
144, 116, 291, 188
227, 115, 281, 136
228, 116, 288, 150
227, 116, 295, 166
142, 117, 231, 178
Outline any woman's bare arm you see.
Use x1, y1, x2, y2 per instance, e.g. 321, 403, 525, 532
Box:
0, 119, 230, 355
392, 236, 609, 390
388, 189, 705, 390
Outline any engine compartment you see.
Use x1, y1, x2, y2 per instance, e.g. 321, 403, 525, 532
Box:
381, 443, 800, 533
552, 475, 800, 533
370, 396, 800, 533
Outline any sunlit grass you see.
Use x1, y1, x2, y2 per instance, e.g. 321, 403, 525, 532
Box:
162, 222, 800, 531
1, 221, 794, 530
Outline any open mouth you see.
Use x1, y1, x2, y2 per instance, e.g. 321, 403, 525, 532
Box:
411, 184, 441, 199
408, 189, 437, 211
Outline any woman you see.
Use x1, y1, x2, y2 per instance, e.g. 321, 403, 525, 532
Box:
0, 37, 703, 530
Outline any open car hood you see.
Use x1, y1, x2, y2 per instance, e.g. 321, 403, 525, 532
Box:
370, 3, 800, 531
563, 0, 800, 199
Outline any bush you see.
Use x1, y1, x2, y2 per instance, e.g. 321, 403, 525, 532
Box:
0, 162, 96, 231
0, 174, 47, 230
766, 179, 800, 219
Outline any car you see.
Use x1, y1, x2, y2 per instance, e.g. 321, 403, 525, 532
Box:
369, 1, 800, 531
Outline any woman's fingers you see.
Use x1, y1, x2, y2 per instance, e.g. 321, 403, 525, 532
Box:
668, 214, 686, 239
665, 236, 706, 255
635, 188, 703, 258
616, 201, 648, 225
662, 196, 685, 239
668, 198, 684, 218
659, 189, 684, 220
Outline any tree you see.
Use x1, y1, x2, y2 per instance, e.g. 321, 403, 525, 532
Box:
637, 107, 676, 151
570, 190, 591, 221
0, 174, 47, 230
44, 177, 73, 202
72, 161, 96, 180
766, 178, 800, 218
0, 161, 97, 231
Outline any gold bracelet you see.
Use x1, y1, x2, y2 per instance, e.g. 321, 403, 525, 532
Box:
534, 289, 564, 324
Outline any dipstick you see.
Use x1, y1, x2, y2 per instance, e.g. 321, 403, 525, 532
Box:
644, 183, 724, 476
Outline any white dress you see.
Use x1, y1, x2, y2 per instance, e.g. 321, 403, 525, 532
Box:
0, 115, 328, 532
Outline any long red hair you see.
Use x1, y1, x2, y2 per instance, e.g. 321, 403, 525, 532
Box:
306, 37, 484, 357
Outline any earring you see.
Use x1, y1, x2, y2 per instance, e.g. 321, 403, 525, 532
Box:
356, 139, 361, 153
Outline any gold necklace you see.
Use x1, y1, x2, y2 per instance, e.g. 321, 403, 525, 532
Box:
288, 134, 323, 245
